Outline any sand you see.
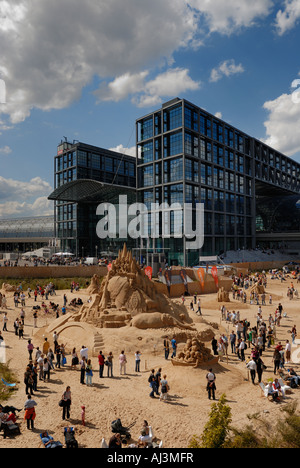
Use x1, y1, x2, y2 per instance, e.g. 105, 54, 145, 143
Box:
0, 275, 300, 449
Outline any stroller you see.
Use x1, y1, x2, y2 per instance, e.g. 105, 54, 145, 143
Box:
111, 419, 136, 441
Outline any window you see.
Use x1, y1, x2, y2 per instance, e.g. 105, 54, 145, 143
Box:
185, 105, 198, 131
164, 131, 183, 157
186, 159, 199, 183
164, 157, 183, 183
139, 165, 153, 187
185, 132, 199, 157
163, 104, 182, 132
139, 141, 153, 164
138, 117, 153, 141
77, 150, 87, 167
164, 184, 184, 205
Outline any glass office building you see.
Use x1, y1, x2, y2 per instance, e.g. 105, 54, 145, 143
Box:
136, 98, 300, 266
49, 141, 136, 257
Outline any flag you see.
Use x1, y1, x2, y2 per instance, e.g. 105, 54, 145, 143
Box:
197, 268, 205, 290
144, 266, 153, 280
211, 265, 219, 289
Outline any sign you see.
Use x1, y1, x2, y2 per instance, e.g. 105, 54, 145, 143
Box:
144, 266, 153, 281
197, 268, 205, 290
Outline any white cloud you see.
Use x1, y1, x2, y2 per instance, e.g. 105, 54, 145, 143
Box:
0, 197, 53, 218
275, 0, 300, 35
263, 79, 300, 156
189, 0, 273, 35
0, 175, 53, 218
0, 145, 12, 154
98, 67, 201, 107
210, 59, 245, 83
0, 0, 276, 125
0, 0, 198, 124
109, 144, 136, 158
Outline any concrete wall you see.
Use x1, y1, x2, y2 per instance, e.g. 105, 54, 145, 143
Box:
230, 259, 292, 273
0, 265, 108, 279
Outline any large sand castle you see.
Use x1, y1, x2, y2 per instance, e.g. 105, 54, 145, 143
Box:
72, 244, 195, 331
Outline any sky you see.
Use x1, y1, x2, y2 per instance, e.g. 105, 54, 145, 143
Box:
1, 0, 300, 219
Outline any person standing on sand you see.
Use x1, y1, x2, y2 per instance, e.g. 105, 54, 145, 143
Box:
61, 386, 72, 420
24, 395, 37, 430
80, 356, 86, 384
206, 369, 216, 400
119, 350, 127, 375
107, 352, 114, 378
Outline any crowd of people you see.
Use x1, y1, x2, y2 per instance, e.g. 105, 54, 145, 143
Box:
1, 266, 300, 447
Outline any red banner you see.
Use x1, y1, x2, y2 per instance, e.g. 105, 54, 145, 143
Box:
144, 266, 153, 280
107, 263, 112, 272
211, 265, 219, 289
197, 268, 205, 290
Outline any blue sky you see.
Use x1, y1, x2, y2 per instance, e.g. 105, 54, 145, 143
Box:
0, 0, 300, 218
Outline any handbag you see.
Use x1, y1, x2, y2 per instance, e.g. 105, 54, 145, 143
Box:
59, 400, 65, 408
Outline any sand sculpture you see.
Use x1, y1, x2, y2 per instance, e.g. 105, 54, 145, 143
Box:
217, 287, 230, 303
73, 244, 195, 331
172, 337, 217, 368
1, 283, 17, 293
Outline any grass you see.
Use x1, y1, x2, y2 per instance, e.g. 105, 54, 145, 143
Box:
0, 277, 102, 291
0, 362, 18, 403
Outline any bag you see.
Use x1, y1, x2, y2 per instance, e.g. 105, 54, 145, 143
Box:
104, 361, 109, 366
59, 400, 65, 408
62, 357, 67, 365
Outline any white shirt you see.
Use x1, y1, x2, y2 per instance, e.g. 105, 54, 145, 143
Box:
80, 347, 88, 360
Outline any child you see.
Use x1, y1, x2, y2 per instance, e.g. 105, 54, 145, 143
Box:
81, 405, 86, 426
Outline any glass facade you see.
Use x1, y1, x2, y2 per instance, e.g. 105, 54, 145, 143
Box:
54, 142, 136, 257
136, 98, 300, 266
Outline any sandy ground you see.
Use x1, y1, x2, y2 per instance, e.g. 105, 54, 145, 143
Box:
0, 275, 300, 449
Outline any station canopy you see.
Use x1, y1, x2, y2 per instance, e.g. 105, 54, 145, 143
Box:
48, 179, 136, 204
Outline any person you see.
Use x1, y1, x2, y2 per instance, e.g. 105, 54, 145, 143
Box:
80, 356, 86, 385
85, 359, 93, 386
119, 351, 127, 375
24, 366, 34, 395
40, 431, 63, 449
61, 386, 72, 421
238, 339, 246, 362
80, 346, 89, 361
2, 313, 8, 332
273, 348, 281, 375
27, 340, 34, 361
171, 337, 177, 358
107, 352, 114, 378
138, 421, 152, 447
230, 331, 237, 354
155, 368, 162, 396
256, 356, 265, 384
211, 337, 218, 356
109, 433, 122, 449
43, 358, 50, 381
206, 369, 216, 400
55, 345, 62, 369
160, 374, 169, 401
24, 395, 37, 430
98, 351, 105, 378
135, 351, 141, 373
246, 358, 257, 384
65, 427, 78, 449
81, 406, 86, 427
71, 348, 79, 370
43, 338, 50, 355
149, 369, 157, 398
163, 337, 170, 360
285, 340, 292, 364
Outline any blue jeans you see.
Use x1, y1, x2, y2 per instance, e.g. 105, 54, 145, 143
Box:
171, 347, 176, 358
135, 360, 140, 372
150, 382, 158, 397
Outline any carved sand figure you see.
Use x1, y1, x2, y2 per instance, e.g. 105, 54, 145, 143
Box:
172, 337, 218, 368
73, 244, 195, 330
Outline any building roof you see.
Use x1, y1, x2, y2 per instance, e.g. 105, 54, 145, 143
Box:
48, 179, 136, 203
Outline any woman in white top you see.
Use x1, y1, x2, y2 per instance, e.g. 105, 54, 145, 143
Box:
119, 351, 127, 375
160, 375, 169, 401
135, 351, 141, 372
